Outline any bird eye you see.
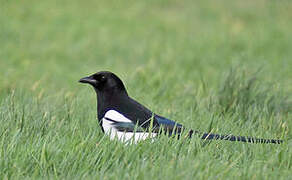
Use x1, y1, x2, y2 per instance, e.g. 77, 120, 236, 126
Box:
100, 76, 106, 81
92, 74, 106, 82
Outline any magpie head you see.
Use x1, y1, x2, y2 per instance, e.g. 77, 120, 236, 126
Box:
79, 71, 127, 95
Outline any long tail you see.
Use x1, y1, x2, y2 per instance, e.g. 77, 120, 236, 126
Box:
188, 130, 283, 144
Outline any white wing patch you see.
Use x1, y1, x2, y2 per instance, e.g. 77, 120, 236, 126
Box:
102, 110, 157, 143
104, 110, 132, 123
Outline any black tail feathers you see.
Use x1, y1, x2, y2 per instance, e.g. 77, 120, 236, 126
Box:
188, 130, 283, 144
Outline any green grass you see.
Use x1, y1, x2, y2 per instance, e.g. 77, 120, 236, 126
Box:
1, 0, 292, 179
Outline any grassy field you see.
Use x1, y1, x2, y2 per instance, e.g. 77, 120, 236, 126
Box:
1, 0, 292, 179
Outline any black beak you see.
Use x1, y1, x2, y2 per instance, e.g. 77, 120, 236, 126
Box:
79, 76, 97, 85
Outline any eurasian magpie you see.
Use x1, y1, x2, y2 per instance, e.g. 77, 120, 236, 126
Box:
79, 71, 283, 144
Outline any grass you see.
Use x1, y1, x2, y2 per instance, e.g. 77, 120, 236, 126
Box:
1, 0, 292, 179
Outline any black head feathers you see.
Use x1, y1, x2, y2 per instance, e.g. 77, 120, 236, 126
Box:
79, 71, 127, 95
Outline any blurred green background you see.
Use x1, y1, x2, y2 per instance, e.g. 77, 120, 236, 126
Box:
1, 0, 291, 93
0, 0, 291, 179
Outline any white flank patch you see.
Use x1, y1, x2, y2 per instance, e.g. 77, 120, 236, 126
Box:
104, 110, 132, 123
102, 110, 157, 143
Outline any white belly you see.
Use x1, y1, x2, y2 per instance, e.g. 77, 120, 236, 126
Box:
102, 118, 157, 143
102, 110, 157, 143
